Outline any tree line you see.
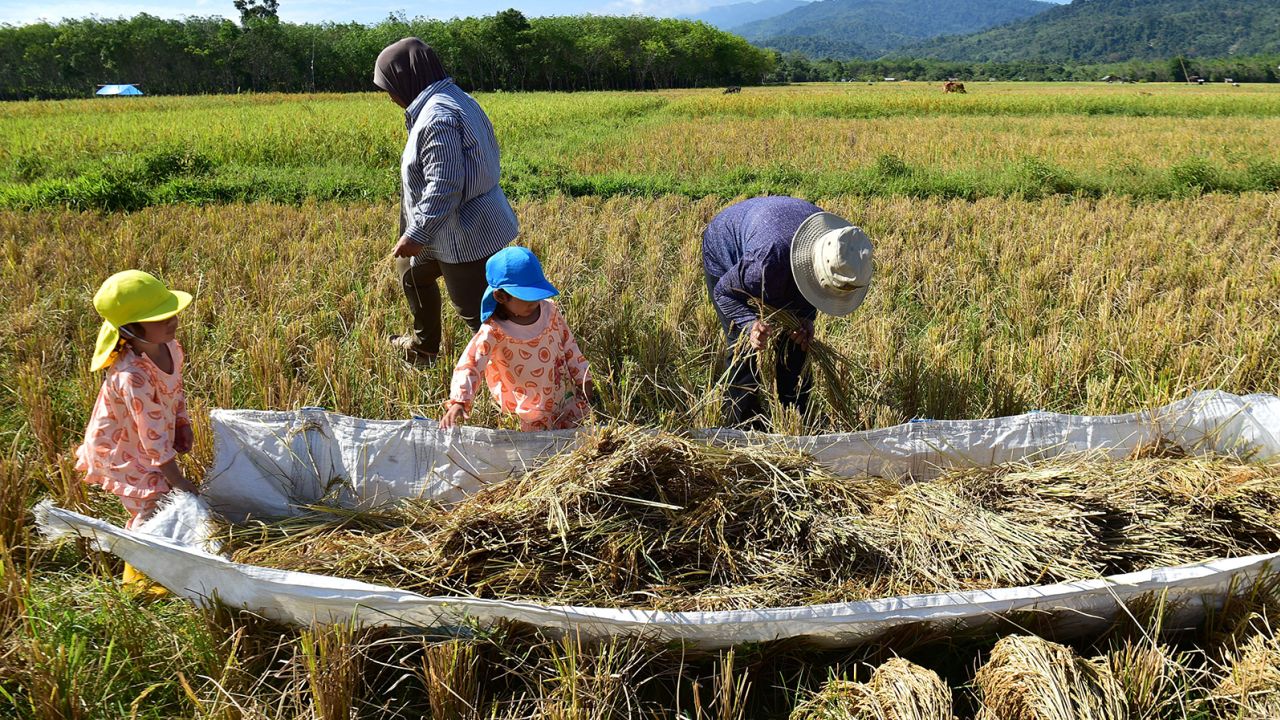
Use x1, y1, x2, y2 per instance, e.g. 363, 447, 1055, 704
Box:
768, 53, 1280, 84
3, 9, 1275, 101
0, 11, 775, 100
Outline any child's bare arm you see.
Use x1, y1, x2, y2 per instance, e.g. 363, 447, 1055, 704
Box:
158, 459, 197, 494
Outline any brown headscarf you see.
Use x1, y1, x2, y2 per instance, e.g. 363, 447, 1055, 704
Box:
373, 38, 448, 105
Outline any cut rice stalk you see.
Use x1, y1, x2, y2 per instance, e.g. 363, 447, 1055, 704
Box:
790, 659, 953, 720
974, 635, 1126, 720
1208, 627, 1280, 719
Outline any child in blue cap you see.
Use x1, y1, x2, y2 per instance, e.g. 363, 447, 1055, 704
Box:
441, 247, 592, 431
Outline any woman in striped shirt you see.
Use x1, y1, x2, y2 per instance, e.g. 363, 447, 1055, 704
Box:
375, 38, 519, 366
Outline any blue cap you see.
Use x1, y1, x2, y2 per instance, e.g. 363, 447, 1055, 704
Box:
480, 247, 559, 323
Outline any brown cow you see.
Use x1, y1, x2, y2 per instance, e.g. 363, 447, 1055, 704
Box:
943, 81, 967, 94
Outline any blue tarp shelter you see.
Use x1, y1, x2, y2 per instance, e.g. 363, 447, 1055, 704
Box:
96, 84, 143, 96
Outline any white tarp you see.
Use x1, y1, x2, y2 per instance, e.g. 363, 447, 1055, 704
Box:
38, 390, 1280, 648
199, 390, 1280, 521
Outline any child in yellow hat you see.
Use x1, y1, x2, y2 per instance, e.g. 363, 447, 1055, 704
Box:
75, 271, 198, 589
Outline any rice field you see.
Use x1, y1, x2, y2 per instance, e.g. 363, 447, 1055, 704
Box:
2, 83, 1279, 209
3, 82, 1280, 718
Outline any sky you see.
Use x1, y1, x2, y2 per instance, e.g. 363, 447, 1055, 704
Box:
0, 0, 1072, 27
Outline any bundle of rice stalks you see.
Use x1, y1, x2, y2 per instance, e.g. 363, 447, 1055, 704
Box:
824, 454, 1280, 597
225, 427, 898, 610
1207, 628, 1280, 719
750, 305, 880, 431
1102, 641, 1201, 720
420, 639, 483, 720
974, 635, 1126, 720
851, 479, 1099, 592
220, 427, 1280, 611
938, 455, 1280, 579
790, 659, 953, 720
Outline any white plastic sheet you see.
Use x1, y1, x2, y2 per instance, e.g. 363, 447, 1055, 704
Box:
199, 390, 1280, 520
38, 391, 1280, 648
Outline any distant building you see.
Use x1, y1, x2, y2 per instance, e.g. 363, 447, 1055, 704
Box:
883, 77, 897, 82
96, 84, 143, 96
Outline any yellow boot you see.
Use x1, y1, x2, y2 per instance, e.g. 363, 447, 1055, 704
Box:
122, 563, 170, 598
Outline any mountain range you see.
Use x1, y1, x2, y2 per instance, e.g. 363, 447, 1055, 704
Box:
730, 0, 1056, 58
682, 0, 813, 30
906, 0, 1280, 62
687, 0, 1280, 62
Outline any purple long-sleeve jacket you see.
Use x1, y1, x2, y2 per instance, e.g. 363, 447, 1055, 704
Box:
702, 196, 821, 329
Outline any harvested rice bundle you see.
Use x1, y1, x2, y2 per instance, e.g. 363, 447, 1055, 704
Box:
789, 659, 953, 720
952, 455, 1280, 577
954, 462, 1194, 573
1208, 631, 1280, 719
425, 428, 897, 609
220, 428, 1280, 610
847, 453, 1280, 594
974, 635, 1126, 720
224, 427, 898, 609
1152, 460, 1280, 556
853, 479, 1099, 593
223, 506, 451, 588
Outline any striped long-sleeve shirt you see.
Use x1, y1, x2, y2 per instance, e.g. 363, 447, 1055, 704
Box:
401, 78, 518, 264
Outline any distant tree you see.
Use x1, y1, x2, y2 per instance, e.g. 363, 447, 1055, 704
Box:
234, 0, 279, 24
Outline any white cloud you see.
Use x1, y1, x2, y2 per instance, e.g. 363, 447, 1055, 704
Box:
599, 0, 710, 17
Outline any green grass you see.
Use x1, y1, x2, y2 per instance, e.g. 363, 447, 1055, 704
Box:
2, 83, 1280, 210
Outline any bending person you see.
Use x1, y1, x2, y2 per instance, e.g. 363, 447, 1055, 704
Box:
375, 38, 519, 366
702, 196, 873, 429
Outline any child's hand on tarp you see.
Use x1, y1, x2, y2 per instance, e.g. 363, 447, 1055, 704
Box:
440, 402, 466, 429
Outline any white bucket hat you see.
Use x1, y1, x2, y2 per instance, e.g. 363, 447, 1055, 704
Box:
790, 211, 874, 316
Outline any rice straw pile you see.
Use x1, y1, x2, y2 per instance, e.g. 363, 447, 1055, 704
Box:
790, 659, 954, 720
1209, 630, 1280, 718
220, 427, 1280, 611
223, 428, 894, 609
974, 636, 1126, 720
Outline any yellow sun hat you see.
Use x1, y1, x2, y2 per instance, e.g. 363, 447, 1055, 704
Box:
90, 270, 192, 371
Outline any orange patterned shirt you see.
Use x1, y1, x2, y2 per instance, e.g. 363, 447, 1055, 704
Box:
76, 341, 190, 501
449, 300, 591, 431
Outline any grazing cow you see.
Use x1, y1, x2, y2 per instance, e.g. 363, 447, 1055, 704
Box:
943, 81, 967, 94
723, 86, 741, 94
